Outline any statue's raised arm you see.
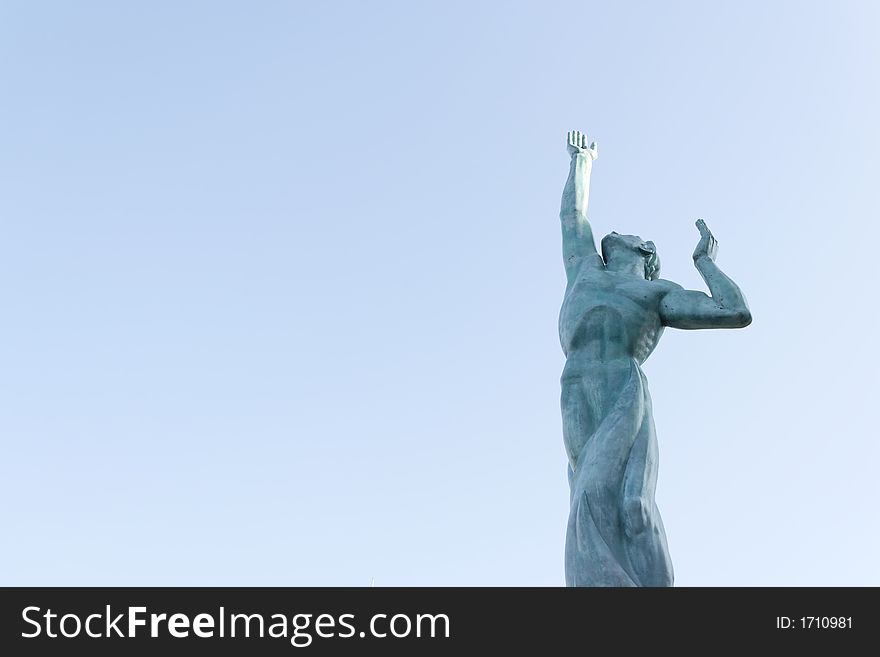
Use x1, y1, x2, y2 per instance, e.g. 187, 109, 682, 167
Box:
560, 130, 602, 281
659, 220, 752, 329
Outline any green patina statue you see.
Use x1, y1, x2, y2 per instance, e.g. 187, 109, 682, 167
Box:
559, 130, 751, 586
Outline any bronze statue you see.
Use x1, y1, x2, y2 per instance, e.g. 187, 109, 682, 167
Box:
559, 130, 751, 586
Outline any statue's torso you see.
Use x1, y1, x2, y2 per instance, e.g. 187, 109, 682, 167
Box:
560, 267, 673, 376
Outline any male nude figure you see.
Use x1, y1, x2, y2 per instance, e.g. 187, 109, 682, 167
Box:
559, 130, 751, 586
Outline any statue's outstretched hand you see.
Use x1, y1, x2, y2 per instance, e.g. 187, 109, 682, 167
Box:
692, 219, 719, 262
566, 130, 598, 160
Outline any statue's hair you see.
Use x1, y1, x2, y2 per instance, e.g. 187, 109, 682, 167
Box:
642, 241, 661, 281
601, 235, 661, 281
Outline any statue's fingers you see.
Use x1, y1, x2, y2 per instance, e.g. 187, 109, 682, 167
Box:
695, 219, 710, 236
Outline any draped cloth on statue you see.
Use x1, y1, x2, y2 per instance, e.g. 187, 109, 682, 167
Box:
564, 358, 674, 587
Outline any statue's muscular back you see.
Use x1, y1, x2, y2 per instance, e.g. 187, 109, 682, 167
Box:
560, 265, 676, 378
559, 265, 678, 470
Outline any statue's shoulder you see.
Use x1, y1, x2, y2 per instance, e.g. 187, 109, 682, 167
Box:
567, 262, 608, 288
651, 278, 683, 293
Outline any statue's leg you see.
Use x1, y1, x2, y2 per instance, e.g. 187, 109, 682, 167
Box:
562, 379, 605, 585
563, 362, 645, 586
621, 377, 674, 587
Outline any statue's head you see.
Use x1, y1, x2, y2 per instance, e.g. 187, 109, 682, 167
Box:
601, 232, 661, 280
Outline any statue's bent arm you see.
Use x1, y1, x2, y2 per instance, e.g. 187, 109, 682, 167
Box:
560, 131, 602, 280
659, 220, 752, 330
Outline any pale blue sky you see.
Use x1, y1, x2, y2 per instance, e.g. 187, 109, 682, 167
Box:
1, 1, 878, 585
